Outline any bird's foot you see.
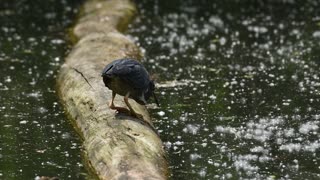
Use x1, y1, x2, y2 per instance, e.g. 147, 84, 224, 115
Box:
115, 107, 131, 115
117, 108, 131, 114
110, 104, 130, 114
130, 111, 144, 119
109, 102, 143, 119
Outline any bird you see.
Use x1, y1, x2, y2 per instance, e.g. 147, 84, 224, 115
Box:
101, 58, 159, 118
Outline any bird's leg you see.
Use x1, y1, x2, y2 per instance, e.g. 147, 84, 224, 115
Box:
109, 91, 116, 108
124, 92, 144, 119
109, 91, 130, 113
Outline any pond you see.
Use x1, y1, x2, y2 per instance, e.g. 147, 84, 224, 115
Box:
1, 0, 320, 179
0, 0, 90, 179
129, 0, 320, 179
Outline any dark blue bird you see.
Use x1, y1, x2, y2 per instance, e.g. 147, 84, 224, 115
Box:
102, 58, 159, 118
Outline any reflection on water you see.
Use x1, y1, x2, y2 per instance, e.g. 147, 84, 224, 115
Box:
129, 0, 320, 179
0, 0, 89, 179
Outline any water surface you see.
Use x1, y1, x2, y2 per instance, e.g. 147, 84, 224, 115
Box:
0, 0, 90, 179
129, 0, 320, 179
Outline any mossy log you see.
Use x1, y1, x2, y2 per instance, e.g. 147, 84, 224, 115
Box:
57, 0, 168, 179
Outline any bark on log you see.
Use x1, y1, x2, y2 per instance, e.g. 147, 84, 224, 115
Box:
57, 0, 168, 179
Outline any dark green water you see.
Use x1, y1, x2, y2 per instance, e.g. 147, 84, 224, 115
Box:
1, 0, 320, 179
129, 0, 320, 179
0, 0, 90, 179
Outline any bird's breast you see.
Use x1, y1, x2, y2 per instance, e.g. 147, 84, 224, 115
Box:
106, 77, 132, 96
103, 76, 147, 105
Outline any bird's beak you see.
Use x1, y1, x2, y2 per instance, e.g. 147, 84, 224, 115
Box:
153, 92, 160, 107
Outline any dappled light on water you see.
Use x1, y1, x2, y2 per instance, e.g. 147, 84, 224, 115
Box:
130, 0, 320, 179
0, 0, 88, 179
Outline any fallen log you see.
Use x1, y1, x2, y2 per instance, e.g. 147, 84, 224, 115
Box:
57, 0, 168, 179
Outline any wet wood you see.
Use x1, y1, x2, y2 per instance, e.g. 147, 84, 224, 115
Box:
57, 0, 168, 179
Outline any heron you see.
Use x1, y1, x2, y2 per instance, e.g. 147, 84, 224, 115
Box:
102, 58, 159, 118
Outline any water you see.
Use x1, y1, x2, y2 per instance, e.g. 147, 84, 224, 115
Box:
129, 0, 320, 179
0, 0, 90, 179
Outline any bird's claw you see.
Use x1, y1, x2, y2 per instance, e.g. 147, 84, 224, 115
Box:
110, 105, 130, 114
112, 106, 143, 119
130, 111, 144, 119
116, 108, 131, 114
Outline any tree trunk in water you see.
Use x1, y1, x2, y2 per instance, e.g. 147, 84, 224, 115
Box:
57, 0, 168, 179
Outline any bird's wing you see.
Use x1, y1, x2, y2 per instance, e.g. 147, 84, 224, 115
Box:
112, 59, 150, 89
